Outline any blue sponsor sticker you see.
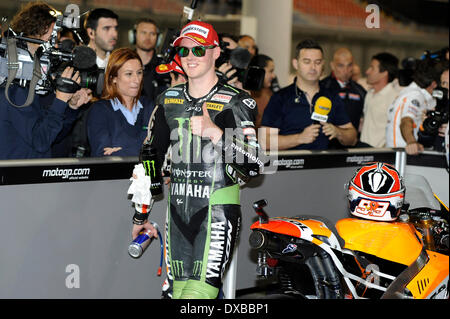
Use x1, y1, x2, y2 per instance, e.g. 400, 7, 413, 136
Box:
166, 90, 180, 97
282, 243, 298, 254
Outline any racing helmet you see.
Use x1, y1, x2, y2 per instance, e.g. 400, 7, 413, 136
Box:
348, 162, 405, 222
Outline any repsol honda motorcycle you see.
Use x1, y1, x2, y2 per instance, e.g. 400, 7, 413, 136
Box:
249, 196, 449, 299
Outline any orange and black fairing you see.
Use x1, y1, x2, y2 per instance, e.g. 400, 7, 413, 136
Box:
250, 216, 345, 249
251, 217, 330, 238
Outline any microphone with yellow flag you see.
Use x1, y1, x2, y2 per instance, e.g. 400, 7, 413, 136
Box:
311, 96, 332, 124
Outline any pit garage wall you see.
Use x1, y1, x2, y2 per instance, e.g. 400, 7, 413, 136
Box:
0, 149, 447, 298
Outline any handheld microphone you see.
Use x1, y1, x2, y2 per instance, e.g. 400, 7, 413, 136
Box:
311, 96, 332, 124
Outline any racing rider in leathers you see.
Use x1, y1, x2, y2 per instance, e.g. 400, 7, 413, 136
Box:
129, 20, 262, 299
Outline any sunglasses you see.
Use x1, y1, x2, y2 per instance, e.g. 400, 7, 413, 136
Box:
177, 45, 216, 58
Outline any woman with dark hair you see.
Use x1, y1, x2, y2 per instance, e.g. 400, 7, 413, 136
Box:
249, 54, 276, 128
87, 47, 155, 156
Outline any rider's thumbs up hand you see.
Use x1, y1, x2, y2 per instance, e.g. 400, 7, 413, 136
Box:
202, 101, 211, 119
190, 102, 223, 144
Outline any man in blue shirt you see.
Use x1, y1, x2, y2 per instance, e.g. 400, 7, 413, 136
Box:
259, 39, 357, 150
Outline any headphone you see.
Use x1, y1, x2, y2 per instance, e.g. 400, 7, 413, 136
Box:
128, 19, 162, 48
128, 27, 137, 45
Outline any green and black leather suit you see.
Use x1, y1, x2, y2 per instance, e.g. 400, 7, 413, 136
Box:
149, 81, 262, 299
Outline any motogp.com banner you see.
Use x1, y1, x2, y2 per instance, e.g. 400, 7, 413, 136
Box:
0, 161, 136, 185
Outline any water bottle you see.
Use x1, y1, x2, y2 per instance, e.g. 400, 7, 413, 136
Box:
139, 142, 163, 195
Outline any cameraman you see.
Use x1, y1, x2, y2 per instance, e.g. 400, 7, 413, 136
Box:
418, 62, 449, 152
0, 2, 91, 160
386, 58, 447, 155
216, 33, 244, 89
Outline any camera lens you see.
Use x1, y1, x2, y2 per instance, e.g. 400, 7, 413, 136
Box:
421, 114, 440, 135
79, 69, 105, 97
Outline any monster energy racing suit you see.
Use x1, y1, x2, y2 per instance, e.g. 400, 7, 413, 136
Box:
143, 80, 262, 299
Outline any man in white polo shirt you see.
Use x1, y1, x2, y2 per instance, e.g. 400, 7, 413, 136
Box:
360, 52, 401, 147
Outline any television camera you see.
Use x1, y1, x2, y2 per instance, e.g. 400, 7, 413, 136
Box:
0, 10, 102, 108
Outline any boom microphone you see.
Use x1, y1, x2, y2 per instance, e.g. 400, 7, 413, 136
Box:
311, 96, 332, 124
59, 38, 75, 53
229, 47, 252, 70
73, 46, 97, 70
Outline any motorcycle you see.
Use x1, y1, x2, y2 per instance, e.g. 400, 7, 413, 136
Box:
248, 175, 449, 299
